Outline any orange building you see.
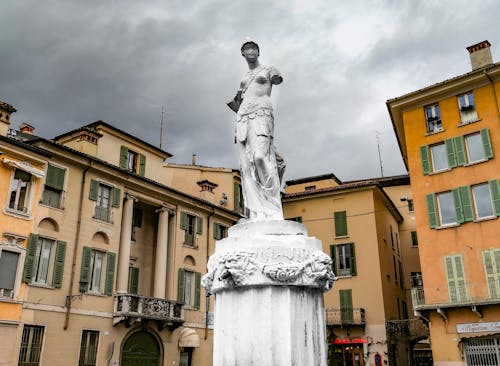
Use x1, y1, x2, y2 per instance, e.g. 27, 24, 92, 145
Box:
388, 41, 500, 365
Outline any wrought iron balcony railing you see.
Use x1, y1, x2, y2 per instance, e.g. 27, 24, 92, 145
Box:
325, 308, 365, 327
114, 294, 184, 329
411, 281, 500, 310
386, 319, 429, 343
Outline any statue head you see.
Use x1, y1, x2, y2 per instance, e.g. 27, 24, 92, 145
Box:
241, 40, 260, 57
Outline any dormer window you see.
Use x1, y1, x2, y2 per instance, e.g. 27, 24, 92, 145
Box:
457, 91, 478, 124
425, 104, 442, 133
119, 146, 146, 176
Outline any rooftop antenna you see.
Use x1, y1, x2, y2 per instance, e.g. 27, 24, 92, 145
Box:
160, 105, 165, 149
376, 131, 384, 177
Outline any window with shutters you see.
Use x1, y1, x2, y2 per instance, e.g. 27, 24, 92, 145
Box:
334, 211, 348, 237
89, 180, 120, 223
444, 255, 468, 303
234, 181, 244, 214
465, 130, 493, 164
437, 191, 457, 226
430, 143, 449, 172
177, 269, 201, 309
120, 146, 146, 176
339, 289, 353, 322
80, 247, 116, 296
330, 243, 356, 277
472, 183, 495, 219
7, 168, 34, 214
79, 330, 99, 366
411, 231, 418, 246
180, 212, 202, 247
213, 223, 228, 240
18, 325, 44, 366
41, 164, 66, 209
0, 247, 21, 299
424, 104, 442, 133
128, 267, 139, 294
482, 249, 500, 299
457, 91, 479, 124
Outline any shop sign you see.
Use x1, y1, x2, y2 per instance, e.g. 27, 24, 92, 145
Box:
456, 321, 500, 333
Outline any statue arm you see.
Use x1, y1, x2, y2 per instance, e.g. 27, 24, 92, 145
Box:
269, 65, 283, 85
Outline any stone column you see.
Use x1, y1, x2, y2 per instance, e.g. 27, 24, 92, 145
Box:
202, 220, 335, 366
116, 193, 136, 294
154, 207, 170, 298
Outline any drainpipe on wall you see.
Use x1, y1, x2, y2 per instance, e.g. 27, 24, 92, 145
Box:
204, 209, 214, 340
64, 161, 92, 330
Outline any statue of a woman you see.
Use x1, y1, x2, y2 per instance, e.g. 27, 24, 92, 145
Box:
229, 40, 285, 221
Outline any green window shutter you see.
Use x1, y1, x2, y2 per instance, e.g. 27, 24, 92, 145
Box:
46, 164, 65, 190
52, 241, 66, 288
411, 231, 418, 246
112, 188, 121, 208
454, 136, 466, 166
339, 289, 353, 322
452, 188, 464, 224
89, 180, 98, 201
180, 212, 187, 230
129, 267, 139, 294
489, 180, 500, 216
481, 129, 493, 159
234, 182, 241, 211
420, 146, 431, 175
459, 186, 474, 222
426, 194, 438, 229
482, 250, 500, 298
330, 245, 337, 274
196, 216, 203, 235
349, 243, 357, 276
80, 247, 92, 286
138, 154, 146, 177
213, 223, 221, 240
22, 234, 39, 283
104, 252, 116, 296
444, 255, 467, 303
445, 139, 457, 168
119, 146, 128, 169
296, 216, 302, 223
177, 268, 185, 302
334, 211, 347, 237
194, 272, 201, 310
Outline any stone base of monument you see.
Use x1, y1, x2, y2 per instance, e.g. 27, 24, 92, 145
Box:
202, 220, 335, 366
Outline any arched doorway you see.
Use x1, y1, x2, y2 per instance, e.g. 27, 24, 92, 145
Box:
122, 330, 161, 366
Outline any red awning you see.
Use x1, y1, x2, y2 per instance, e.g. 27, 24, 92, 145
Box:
332, 338, 368, 344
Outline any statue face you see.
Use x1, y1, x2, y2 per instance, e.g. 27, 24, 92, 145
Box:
241, 44, 259, 61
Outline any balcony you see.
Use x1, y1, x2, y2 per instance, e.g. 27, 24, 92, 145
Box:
411, 282, 500, 311
325, 308, 365, 327
386, 319, 429, 343
114, 294, 184, 330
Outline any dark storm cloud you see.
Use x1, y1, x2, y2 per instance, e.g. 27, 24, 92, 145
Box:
1, 0, 499, 182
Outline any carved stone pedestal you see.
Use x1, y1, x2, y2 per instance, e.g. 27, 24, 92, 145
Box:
202, 220, 335, 366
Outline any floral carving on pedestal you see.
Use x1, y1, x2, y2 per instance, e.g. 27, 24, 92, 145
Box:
202, 247, 336, 293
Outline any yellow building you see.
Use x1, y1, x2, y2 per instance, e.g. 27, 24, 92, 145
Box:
388, 40, 500, 365
0, 115, 241, 366
283, 173, 427, 366
0, 102, 51, 365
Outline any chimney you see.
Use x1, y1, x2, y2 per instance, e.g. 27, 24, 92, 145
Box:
467, 40, 493, 70
20, 122, 35, 135
0, 100, 17, 136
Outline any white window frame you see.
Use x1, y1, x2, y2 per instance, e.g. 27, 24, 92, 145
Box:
425, 104, 442, 133
465, 132, 486, 164
126, 150, 138, 173
5, 168, 36, 218
94, 182, 112, 223
183, 270, 196, 307
0, 235, 26, 301
457, 91, 478, 124
184, 213, 197, 247
430, 142, 449, 172
472, 183, 495, 220
437, 191, 457, 226
88, 249, 107, 294
31, 237, 56, 286
336, 244, 352, 277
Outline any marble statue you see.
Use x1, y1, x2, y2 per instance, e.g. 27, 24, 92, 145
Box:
229, 40, 285, 221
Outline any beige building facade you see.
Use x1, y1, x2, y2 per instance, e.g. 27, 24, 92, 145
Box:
283, 173, 427, 366
0, 115, 241, 366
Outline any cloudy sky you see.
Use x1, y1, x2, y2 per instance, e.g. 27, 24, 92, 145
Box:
1, 0, 499, 182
